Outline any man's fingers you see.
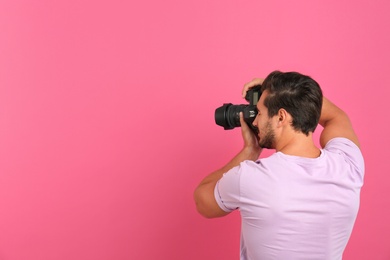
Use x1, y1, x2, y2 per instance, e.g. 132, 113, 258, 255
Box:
242, 78, 265, 98
239, 112, 246, 127
240, 112, 251, 135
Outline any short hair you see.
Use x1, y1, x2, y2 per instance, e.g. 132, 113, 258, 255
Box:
261, 71, 323, 135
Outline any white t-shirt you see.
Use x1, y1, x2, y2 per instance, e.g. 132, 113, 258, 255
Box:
214, 138, 364, 260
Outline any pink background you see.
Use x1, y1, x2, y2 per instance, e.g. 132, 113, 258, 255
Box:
1, 0, 389, 259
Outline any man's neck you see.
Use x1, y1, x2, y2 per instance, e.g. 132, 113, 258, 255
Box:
275, 131, 320, 158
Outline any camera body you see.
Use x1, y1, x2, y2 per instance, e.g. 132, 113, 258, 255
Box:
214, 85, 262, 132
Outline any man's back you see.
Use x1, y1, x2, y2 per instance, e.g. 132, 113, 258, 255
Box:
215, 138, 364, 259
194, 72, 364, 260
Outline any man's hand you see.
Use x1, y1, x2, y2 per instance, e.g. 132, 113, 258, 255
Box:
239, 112, 262, 158
242, 78, 264, 98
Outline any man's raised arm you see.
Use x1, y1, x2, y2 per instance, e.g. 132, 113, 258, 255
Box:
319, 97, 360, 148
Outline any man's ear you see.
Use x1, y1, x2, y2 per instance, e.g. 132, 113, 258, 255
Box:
277, 109, 289, 126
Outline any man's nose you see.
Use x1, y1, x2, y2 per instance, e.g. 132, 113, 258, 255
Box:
252, 117, 258, 126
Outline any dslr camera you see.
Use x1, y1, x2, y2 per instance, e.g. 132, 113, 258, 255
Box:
214, 85, 262, 133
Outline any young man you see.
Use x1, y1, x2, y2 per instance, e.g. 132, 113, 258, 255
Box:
194, 71, 364, 259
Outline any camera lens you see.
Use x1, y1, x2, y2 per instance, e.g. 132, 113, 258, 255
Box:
214, 85, 261, 132
215, 104, 247, 130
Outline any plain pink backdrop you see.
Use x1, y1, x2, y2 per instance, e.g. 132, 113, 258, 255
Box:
1, 0, 389, 259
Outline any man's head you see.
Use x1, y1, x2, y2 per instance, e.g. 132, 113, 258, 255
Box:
260, 71, 323, 136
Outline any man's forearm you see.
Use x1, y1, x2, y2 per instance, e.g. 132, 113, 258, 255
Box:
319, 97, 347, 127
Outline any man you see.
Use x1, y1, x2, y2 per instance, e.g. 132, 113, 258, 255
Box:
194, 71, 364, 259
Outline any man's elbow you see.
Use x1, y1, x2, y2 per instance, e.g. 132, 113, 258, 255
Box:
194, 199, 220, 219
193, 187, 227, 218
195, 203, 217, 218
194, 188, 212, 218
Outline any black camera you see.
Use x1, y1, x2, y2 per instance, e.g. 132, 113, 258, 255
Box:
214, 85, 262, 132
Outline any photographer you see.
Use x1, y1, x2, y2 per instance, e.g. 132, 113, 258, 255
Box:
194, 71, 364, 259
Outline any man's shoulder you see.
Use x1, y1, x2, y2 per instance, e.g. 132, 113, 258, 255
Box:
324, 137, 363, 156
325, 137, 360, 148
244, 153, 281, 166
239, 153, 286, 175
324, 137, 365, 177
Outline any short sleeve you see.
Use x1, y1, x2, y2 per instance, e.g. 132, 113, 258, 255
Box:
325, 137, 365, 181
214, 164, 242, 212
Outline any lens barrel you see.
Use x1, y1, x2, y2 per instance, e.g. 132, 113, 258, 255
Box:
215, 104, 254, 130
215, 104, 258, 132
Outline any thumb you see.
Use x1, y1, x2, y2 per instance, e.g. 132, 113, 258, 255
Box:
239, 112, 249, 130
239, 112, 244, 125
